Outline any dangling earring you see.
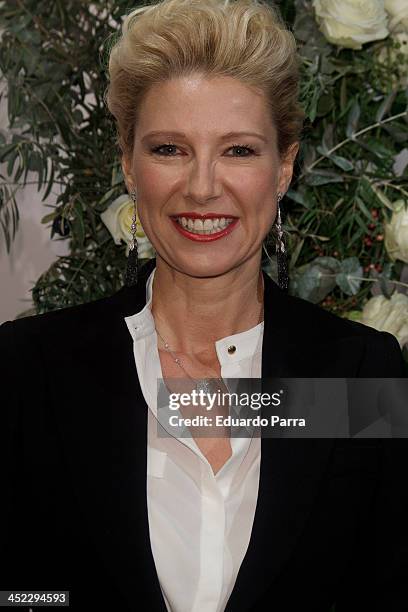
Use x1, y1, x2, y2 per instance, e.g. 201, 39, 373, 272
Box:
125, 188, 139, 287
275, 192, 289, 292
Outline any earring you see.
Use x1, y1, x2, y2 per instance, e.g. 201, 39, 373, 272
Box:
124, 188, 139, 287
275, 192, 289, 291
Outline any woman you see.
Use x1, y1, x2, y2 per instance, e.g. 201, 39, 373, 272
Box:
1, 0, 407, 610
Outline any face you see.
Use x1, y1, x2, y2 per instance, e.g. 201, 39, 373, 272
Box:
122, 74, 298, 278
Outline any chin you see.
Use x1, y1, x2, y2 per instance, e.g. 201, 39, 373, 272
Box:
165, 254, 240, 279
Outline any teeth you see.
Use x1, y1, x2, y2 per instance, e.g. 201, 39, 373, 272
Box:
175, 216, 234, 234
193, 219, 204, 231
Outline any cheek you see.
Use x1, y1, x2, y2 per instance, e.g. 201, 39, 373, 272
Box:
136, 165, 166, 200
247, 178, 277, 226
133, 167, 170, 227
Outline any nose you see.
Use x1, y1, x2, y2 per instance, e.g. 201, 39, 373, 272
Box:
185, 155, 223, 205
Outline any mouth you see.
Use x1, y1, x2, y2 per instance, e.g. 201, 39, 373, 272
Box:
170, 213, 238, 236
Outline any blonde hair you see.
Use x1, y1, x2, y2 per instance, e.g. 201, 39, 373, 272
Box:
105, 0, 304, 159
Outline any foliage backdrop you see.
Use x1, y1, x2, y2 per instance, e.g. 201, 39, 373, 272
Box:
0, 0, 407, 357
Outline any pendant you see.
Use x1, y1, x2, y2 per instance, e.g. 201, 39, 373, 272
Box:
195, 379, 214, 395
195, 378, 230, 396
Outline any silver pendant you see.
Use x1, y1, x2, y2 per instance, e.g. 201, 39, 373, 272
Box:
195, 379, 214, 395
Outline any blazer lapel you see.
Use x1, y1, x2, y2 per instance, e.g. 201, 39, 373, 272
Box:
55, 258, 166, 610
225, 273, 335, 611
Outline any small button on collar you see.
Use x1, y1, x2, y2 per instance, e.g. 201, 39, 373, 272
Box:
227, 345, 236, 354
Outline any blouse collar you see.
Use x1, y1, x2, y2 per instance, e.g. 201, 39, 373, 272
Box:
124, 266, 264, 363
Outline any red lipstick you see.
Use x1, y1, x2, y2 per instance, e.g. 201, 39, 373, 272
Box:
172, 212, 238, 220
170, 214, 239, 242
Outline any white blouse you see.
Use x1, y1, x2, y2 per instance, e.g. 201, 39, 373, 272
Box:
124, 268, 263, 612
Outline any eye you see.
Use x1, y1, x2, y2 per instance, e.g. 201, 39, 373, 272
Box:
150, 142, 180, 156
227, 144, 256, 157
150, 142, 257, 157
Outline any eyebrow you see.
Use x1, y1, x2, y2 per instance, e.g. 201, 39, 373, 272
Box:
141, 130, 268, 143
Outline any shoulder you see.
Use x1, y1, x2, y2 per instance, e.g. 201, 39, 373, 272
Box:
0, 261, 153, 348
1, 294, 110, 343
280, 291, 407, 377
266, 272, 383, 344
0, 290, 136, 418
284, 290, 376, 340
0, 289, 131, 372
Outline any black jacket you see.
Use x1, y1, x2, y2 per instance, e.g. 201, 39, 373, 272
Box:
1, 258, 407, 612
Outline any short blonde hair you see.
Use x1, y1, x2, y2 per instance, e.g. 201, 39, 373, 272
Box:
105, 0, 304, 159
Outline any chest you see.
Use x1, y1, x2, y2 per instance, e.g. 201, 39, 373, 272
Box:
158, 349, 232, 474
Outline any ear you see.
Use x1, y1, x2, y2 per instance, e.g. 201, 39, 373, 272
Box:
277, 142, 299, 196
121, 154, 136, 193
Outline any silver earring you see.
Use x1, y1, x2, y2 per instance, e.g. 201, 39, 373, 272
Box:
275, 192, 289, 291
125, 188, 139, 287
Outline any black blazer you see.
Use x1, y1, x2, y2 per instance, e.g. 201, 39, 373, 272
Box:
1, 257, 407, 612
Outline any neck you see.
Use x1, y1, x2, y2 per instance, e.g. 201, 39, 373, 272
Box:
150, 254, 264, 355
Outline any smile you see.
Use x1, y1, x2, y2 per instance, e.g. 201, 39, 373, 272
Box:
175, 215, 235, 233
170, 214, 239, 242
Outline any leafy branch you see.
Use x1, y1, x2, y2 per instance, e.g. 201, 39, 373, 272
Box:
300, 111, 408, 179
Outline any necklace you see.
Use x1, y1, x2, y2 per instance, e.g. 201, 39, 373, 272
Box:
155, 327, 224, 394
154, 301, 264, 395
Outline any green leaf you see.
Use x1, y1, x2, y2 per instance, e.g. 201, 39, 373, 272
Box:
346, 100, 360, 138
8, 15, 32, 34
97, 187, 118, 209
6, 148, 19, 175
336, 257, 363, 296
286, 189, 307, 206
330, 155, 354, 172
383, 124, 408, 143
379, 275, 395, 299
356, 197, 372, 222
305, 173, 344, 186
289, 237, 305, 269
42, 161, 55, 201
353, 213, 368, 233
369, 183, 395, 211
322, 124, 334, 152
375, 91, 397, 123
347, 227, 365, 248
72, 200, 85, 247
316, 94, 334, 117
340, 77, 347, 113
292, 257, 339, 303
41, 211, 58, 224
316, 146, 354, 172
313, 256, 341, 273
0, 143, 18, 163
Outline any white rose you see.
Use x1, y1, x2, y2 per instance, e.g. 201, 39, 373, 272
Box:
312, 0, 389, 49
384, 0, 408, 33
384, 200, 408, 264
100, 194, 155, 259
360, 292, 408, 347
377, 32, 408, 88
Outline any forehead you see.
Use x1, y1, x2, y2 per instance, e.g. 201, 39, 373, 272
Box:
136, 75, 275, 139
